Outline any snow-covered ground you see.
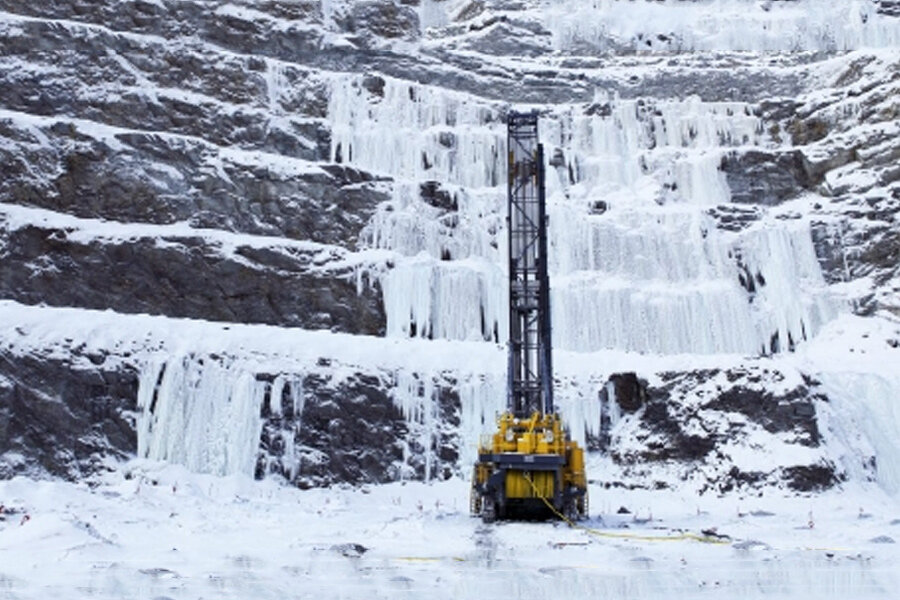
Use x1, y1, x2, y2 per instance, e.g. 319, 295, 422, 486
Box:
1, 462, 899, 599
2, 301, 899, 597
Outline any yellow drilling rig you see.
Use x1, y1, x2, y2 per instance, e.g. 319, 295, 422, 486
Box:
471, 112, 588, 523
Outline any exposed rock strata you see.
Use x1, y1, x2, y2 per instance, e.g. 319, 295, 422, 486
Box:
0, 221, 386, 333
0, 0, 897, 494
0, 349, 138, 480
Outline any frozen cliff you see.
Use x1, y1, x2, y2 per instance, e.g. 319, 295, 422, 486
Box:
1, 0, 899, 498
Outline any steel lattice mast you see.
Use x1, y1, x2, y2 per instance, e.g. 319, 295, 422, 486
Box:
506, 111, 554, 418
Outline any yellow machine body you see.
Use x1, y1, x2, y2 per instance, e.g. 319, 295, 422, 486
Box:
471, 411, 588, 521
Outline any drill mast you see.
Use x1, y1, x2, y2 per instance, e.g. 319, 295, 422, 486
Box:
507, 111, 554, 418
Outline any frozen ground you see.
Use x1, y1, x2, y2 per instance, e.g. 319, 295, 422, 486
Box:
1, 461, 898, 599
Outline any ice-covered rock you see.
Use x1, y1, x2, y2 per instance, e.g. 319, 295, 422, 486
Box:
0, 0, 898, 497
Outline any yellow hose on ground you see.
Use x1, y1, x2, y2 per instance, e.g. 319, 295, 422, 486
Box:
524, 473, 730, 545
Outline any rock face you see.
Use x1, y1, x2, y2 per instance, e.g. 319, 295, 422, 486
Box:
611, 368, 841, 494
720, 150, 815, 206
0, 219, 386, 333
258, 370, 461, 488
583, 368, 843, 494
1, 0, 899, 494
0, 349, 138, 480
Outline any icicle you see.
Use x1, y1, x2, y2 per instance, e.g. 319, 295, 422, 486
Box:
391, 370, 440, 481
457, 374, 507, 467
738, 221, 842, 354
282, 376, 306, 482
289, 376, 305, 417
360, 182, 505, 263
673, 151, 731, 205
553, 378, 604, 448
270, 376, 285, 417
381, 256, 507, 343
136, 356, 266, 477
327, 75, 505, 187
135, 356, 166, 461
282, 426, 298, 482
264, 58, 284, 116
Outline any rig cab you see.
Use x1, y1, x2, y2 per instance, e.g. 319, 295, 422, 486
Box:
471, 112, 588, 523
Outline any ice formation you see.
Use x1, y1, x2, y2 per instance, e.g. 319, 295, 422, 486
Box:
456, 373, 508, 465
553, 377, 607, 448
392, 370, 441, 481
541, 98, 762, 207
328, 76, 504, 188
380, 255, 507, 342
262, 374, 305, 481
134, 355, 513, 484
136, 356, 266, 477
543, 0, 900, 53
331, 75, 840, 355
819, 372, 900, 496
135, 357, 315, 482
127, 48, 852, 482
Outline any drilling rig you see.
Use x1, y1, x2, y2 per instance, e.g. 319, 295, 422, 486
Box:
471, 112, 588, 523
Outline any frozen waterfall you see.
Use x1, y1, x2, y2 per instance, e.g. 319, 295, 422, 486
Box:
328, 75, 504, 188
135, 354, 513, 483
329, 75, 841, 355
549, 208, 839, 354
136, 356, 266, 477
818, 372, 900, 496
386, 370, 509, 480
